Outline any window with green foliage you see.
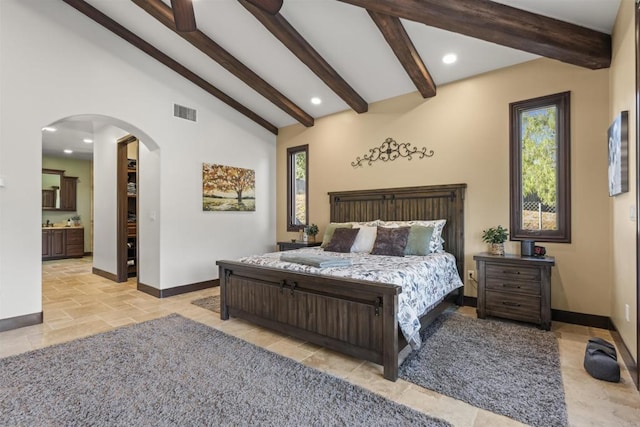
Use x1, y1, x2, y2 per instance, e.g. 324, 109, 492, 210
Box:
287, 145, 308, 231
510, 92, 571, 243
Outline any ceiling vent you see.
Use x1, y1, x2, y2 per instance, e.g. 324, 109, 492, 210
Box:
173, 103, 197, 122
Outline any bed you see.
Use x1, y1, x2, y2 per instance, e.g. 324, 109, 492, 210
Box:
216, 184, 466, 381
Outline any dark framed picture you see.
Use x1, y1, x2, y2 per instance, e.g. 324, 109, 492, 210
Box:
608, 110, 628, 196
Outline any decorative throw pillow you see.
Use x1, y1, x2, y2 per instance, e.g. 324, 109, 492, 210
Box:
320, 223, 353, 248
379, 219, 446, 252
371, 226, 410, 257
350, 225, 378, 253
325, 227, 360, 253
404, 225, 435, 256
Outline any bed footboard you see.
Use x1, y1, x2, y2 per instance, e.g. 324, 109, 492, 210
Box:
217, 260, 402, 381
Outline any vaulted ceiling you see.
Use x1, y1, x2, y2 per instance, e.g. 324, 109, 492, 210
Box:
51, 0, 619, 145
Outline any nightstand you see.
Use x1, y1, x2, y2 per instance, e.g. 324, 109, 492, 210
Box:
474, 252, 555, 330
277, 241, 322, 251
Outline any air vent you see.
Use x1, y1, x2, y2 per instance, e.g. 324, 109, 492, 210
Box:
173, 103, 197, 122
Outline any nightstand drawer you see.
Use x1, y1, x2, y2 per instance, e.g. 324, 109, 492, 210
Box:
486, 277, 540, 295
486, 290, 540, 323
486, 264, 540, 281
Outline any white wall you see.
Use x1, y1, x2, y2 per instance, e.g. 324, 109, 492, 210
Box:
0, 0, 276, 321
92, 125, 126, 276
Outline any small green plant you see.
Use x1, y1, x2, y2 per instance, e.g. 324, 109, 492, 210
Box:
305, 223, 319, 237
481, 225, 508, 244
71, 215, 81, 222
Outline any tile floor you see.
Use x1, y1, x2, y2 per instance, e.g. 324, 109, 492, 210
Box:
1, 257, 639, 426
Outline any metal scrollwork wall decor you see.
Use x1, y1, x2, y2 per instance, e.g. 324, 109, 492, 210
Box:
351, 137, 434, 168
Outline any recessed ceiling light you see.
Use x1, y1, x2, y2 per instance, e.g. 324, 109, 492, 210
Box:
442, 53, 457, 64
42, 127, 57, 132
63, 149, 73, 154
83, 138, 93, 143
310, 97, 322, 105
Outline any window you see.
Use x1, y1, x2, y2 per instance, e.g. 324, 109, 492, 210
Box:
287, 145, 308, 231
510, 91, 571, 243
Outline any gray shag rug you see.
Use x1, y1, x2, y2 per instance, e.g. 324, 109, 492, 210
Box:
399, 312, 567, 427
191, 295, 220, 313
1, 314, 450, 426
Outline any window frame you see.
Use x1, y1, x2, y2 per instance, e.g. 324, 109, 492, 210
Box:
286, 144, 309, 232
509, 91, 571, 243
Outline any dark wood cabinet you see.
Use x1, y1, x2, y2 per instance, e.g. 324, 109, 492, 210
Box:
474, 252, 555, 330
277, 241, 322, 251
42, 228, 84, 260
60, 176, 77, 211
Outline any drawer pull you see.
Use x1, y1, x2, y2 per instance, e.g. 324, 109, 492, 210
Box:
502, 301, 521, 307
502, 283, 521, 289
503, 270, 521, 275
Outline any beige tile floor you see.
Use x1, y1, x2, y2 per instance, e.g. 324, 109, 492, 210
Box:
1, 257, 639, 426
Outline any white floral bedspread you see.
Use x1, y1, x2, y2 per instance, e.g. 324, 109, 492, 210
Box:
236, 248, 463, 349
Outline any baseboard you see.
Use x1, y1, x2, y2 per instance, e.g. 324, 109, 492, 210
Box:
0, 311, 43, 332
83, 251, 93, 256
610, 325, 639, 390
92, 267, 118, 283
551, 309, 610, 329
463, 296, 477, 307
137, 279, 219, 299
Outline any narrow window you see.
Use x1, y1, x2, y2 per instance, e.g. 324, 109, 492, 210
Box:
510, 92, 571, 243
287, 145, 308, 231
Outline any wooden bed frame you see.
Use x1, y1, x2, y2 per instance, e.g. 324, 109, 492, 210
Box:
217, 184, 466, 381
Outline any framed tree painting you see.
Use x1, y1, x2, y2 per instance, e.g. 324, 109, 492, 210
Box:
202, 163, 255, 211
608, 110, 628, 196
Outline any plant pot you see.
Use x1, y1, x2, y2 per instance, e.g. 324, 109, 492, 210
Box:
489, 243, 505, 256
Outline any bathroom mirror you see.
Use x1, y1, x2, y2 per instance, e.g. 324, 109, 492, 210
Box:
42, 168, 76, 211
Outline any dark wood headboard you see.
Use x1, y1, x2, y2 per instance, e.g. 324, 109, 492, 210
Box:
328, 184, 466, 275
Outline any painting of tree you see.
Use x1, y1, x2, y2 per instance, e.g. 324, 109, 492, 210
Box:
202, 163, 255, 211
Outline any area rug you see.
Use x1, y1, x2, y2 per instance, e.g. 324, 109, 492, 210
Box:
399, 312, 567, 427
0, 314, 449, 426
191, 294, 220, 313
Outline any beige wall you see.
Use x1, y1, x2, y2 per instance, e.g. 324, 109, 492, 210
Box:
609, 1, 637, 361
42, 156, 93, 252
277, 57, 611, 316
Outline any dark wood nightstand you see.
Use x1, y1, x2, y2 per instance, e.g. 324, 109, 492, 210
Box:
474, 252, 555, 330
277, 241, 322, 251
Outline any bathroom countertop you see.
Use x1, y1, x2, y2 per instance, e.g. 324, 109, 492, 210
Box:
42, 225, 84, 229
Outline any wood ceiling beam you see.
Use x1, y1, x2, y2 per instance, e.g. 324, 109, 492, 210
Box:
367, 10, 435, 98
239, 0, 368, 113
339, 0, 611, 70
170, 0, 197, 32
132, 0, 314, 127
61, 0, 278, 134
244, 0, 283, 15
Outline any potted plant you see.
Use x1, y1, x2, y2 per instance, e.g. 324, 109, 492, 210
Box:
71, 215, 81, 226
482, 225, 508, 255
305, 223, 319, 243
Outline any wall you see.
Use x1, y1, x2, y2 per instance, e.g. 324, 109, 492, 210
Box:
92, 125, 126, 276
42, 156, 93, 252
277, 57, 611, 317
0, 0, 275, 322
609, 0, 637, 361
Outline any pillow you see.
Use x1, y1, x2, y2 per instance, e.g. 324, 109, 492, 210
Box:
379, 219, 446, 252
404, 225, 435, 256
371, 226, 410, 257
325, 227, 360, 253
350, 225, 378, 253
349, 220, 379, 227
320, 223, 353, 248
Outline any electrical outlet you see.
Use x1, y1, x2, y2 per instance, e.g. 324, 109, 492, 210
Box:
467, 270, 475, 280
625, 304, 630, 322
